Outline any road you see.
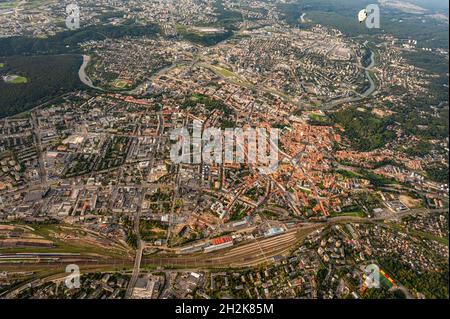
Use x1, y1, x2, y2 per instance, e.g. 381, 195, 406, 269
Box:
30, 111, 47, 189
124, 188, 145, 298
124, 112, 164, 298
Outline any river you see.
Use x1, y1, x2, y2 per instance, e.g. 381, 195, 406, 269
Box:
321, 45, 377, 109
78, 54, 180, 94
78, 43, 377, 104
78, 55, 103, 91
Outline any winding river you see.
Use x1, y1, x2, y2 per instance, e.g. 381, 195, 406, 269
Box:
78, 54, 180, 94
78, 55, 103, 91
321, 45, 377, 109
78, 43, 377, 107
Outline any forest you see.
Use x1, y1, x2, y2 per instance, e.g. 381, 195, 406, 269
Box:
178, 29, 234, 47
0, 23, 161, 56
277, 0, 449, 49
0, 54, 84, 118
381, 257, 449, 299
0, 23, 161, 117
330, 107, 396, 151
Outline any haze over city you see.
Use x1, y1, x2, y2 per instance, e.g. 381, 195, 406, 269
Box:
0, 0, 448, 302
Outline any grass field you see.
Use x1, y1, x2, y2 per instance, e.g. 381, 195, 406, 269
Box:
0, 63, 4, 68
3, 74, 28, 84
330, 210, 366, 218
0, 1, 16, 10
212, 65, 235, 78
410, 230, 449, 246
111, 79, 131, 89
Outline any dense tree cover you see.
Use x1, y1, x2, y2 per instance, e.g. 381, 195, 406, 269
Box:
126, 231, 138, 248
363, 287, 406, 299
122, 217, 138, 248
0, 55, 83, 118
395, 105, 449, 141
0, 23, 161, 118
181, 94, 236, 129
378, 52, 448, 144
316, 267, 328, 291
381, 258, 449, 299
212, 0, 244, 30
369, 158, 406, 169
181, 94, 234, 117
173, 0, 240, 46
277, 0, 448, 49
330, 108, 396, 151
307, 114, 334, 126
179, 29, 234, 46
401, 52, 449, 137
425, 164, 449, 184
404, 140, 433, 157
98, 11, 125, 22
139, 219, 168, 241
0, 23, 160, 56
358, 168, 398, 186
403, 50, 449, 75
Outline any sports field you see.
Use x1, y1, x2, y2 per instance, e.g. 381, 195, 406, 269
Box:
111, 79, 131, 89
3, 74, 28, 84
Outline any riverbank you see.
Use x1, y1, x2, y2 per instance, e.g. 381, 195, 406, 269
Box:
321, 45, 377, 109
78, 55, 103, 91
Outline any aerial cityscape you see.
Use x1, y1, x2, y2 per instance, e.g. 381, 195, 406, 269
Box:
0, 0, 448, 301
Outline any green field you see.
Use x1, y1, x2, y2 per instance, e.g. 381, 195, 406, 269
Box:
212, 65, 235, 78
0, 54, 83, 118
3, 75, 28, 84
0, 63, 4, 68
330, 210, 366, 218
0, 1, 17, 9
111, 79, 131, 89
410, 230, 449, 246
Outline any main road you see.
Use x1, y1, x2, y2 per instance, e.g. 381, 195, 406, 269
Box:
124, 188, 145, 298
124, 112, 164, 298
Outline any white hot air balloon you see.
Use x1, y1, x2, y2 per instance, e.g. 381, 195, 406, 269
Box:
358, 9, 368, 23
